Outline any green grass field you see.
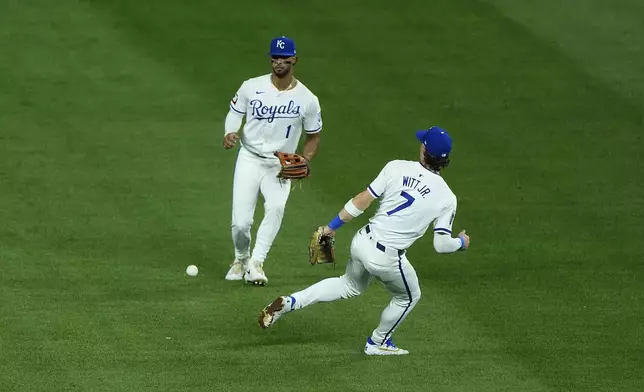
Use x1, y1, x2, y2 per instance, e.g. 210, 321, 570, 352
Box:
1, 0, 643, 391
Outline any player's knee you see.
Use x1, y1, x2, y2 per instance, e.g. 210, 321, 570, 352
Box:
345, 285, 362, 298
232, 219, 253, 233
341, 276, 365, 298
264, 201, 286, 216
411, 289, 421, 305
394, 289, 421, 306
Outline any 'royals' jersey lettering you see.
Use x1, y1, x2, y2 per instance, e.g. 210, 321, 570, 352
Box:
249, 99, 301, 122
366, 160, 457, 250
228, 74, 322, 156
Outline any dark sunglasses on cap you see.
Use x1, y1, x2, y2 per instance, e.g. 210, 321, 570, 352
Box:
271, 55, 293, 61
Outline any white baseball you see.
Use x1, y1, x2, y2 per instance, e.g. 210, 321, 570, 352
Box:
186, 265, 198, 277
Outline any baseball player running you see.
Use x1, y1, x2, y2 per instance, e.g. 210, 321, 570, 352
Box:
258, 126, 470, 355
223, 36, 323, 286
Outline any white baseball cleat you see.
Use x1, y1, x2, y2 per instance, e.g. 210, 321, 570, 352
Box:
258, 296, 295, 328
244, 259, 268, 286
225, 259, 247, 281
364, 337, 410, 356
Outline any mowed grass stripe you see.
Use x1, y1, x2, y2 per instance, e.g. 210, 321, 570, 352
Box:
483, 0, 644, 107
1, 0, 642, 391
0, 1, 249, 391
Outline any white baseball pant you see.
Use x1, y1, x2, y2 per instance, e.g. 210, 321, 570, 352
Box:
290, 225, 422, 344
231, 147, 291, 262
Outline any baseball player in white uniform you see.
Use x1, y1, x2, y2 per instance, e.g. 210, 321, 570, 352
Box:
258, 126, 471, 355
222, 36, 323, 286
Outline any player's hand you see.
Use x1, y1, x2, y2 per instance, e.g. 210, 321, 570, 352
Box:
458, 230, 470, 249
322, 226, 336, 237
223, 133, 240, 149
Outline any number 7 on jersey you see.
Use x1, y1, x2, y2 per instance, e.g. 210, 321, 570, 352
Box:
386, 191, 415, 215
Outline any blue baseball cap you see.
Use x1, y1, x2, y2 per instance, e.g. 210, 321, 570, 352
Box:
415, 126, 452, 158
269, 36, 297, 57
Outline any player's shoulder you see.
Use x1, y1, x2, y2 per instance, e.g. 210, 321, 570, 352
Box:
294, 79, 319, 100
385, 159, 418, 171
372, 159, 413, 179
441, 182, 457, 204
414, 162, 457, 202
242, 74, 271, 88
432, 174, 457, 204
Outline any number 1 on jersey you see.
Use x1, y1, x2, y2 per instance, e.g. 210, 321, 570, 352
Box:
386, 191, 415, 215
285, 125, 292, 138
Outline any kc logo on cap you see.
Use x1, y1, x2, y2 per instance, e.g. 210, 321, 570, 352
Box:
270, 36, 297, 57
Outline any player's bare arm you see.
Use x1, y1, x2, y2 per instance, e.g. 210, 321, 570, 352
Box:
339, 189, 375, 220
323, 189, 375, 235
302, 133, 321, 161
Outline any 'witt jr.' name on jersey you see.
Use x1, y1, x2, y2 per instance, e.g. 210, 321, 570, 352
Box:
366, 160, 457, 250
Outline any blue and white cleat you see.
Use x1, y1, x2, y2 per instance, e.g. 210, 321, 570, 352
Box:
364, 337, 410, 356
258, 296, 295, 328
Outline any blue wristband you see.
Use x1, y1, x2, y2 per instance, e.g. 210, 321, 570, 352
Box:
458, 235, 465, 249
328, 215, 345, 231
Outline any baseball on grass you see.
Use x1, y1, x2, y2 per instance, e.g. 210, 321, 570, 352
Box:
186, 265, 198, 277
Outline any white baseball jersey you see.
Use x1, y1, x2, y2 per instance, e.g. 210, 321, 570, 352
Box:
229, 74, 322, 157
366, 160, 457, 250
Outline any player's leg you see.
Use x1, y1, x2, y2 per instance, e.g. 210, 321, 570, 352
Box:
227, 149, 261, 280
252, 172, 290, 262
258, 233, 373, 328
291, 251, 372, 308
244, 167, 290, 284
365, 255, 421, 355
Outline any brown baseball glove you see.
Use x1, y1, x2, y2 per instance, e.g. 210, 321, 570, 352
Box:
308, 226, 336, 267
274, 152, 310, 179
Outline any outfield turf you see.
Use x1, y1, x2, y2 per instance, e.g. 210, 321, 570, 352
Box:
1, 1, 643, 391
